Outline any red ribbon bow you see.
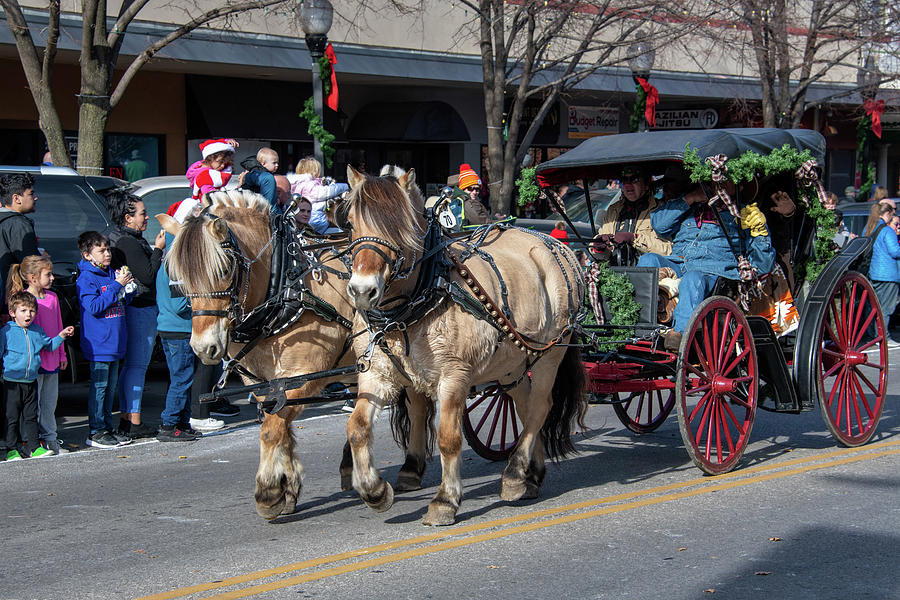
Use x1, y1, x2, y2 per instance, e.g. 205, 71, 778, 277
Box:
864, 98, 884, 139
637, 77, 659, 128
325, 43, 339, 112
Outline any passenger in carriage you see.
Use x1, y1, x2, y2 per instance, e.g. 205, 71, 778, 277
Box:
289, 156, 348, 235
594, 165, 671, 265
638, 182, 776, 350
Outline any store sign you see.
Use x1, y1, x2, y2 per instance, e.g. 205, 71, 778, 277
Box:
568, 106, 620, 138
653, 108, 719, 130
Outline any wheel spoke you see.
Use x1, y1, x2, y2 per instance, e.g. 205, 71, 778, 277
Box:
510, 400, 520, 441
823, 318, 843, 350
822, 358, 846, 379
688, 383, 711, 396
857, 336, 884, 353
466, 389, 492, 413
849, 369, 874, 424
499, 396, 509, 450
722, 346, 751, 377
850, 307, 878, 349
846, 280, 857, 347
691, 389, 714, 429
849, 287, 870, 347
703, 317, 716, 371
725, 390, 752, 410
485, 393, 504, 446
472, 391, 501, 434
718, 401, 736, 455
853, 365, 881, 397
716, 311, 732, 370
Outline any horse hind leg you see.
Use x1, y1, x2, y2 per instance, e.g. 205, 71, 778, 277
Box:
523, 439, 547, 499
499, 369, 554, 502
255, 405, 304, 519
339, 441, 353, 491
394, 389, 432, 492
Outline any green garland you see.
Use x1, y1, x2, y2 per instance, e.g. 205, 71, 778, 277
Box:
515, 167, 539, 207
584, 262, 642, 348
629, 83, 647, 132
318, 54, 332, 98
683, 143, 836, 282
300, 96, 335, 168
856, 114, 875, 202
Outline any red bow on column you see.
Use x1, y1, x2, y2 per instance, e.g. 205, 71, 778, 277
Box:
637, 77, 659, 128
864, 98, 884, 139
325, 43, 339, 112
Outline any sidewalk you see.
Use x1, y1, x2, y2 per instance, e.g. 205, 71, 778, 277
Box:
55, 364, 261, 451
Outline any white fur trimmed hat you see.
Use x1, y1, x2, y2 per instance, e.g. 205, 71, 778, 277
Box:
200, 138, 234, 159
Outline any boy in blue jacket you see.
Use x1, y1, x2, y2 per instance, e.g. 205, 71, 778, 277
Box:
1, 291, 73, 460
76, 231, 136, 449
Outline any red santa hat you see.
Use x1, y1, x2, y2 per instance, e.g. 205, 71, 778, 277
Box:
200, 138, 235, 159
458, 163, 479, 190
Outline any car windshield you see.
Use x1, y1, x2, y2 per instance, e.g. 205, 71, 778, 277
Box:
134, 186, 192, 241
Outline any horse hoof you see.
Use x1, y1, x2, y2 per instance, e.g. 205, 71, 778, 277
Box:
395, 471, 423, 492
256, 496, 286, 520
423, 502, 457, 526
522, 481, 540, 500
499, 477, 526, 502
340, 473, 353, 491
280, 501, 297, 516
364, 482, 395, 513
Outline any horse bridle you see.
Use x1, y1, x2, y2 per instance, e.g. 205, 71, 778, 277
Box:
345, 235, 412, 283
185, 225, 251, 323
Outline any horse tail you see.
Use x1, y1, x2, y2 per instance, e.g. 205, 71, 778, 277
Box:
390, 389, 436, 457
542, 345, 587, 460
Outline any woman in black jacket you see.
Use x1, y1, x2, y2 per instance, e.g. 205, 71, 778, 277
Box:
107, 189, 166, 438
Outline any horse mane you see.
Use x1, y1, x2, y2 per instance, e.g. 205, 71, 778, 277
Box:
378, 164, 426, 209
167, 189, 270, 293
348, 174, 424, 252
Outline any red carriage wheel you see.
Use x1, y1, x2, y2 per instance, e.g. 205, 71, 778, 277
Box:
676, 297, 758, 475
613, 380, 675, 434
463, 384, 521, 461
815, 272, 886, 446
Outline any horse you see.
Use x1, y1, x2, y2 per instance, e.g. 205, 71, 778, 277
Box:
342, 166, 587, 526
159, 189, 433, 520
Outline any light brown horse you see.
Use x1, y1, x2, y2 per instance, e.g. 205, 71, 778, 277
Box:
159, 190, 432, 520
343, 167, 587, 526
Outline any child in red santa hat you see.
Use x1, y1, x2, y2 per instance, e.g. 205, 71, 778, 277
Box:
185, 139, 238, 200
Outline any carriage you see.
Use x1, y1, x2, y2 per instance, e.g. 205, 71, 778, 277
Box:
461, 127, 888, 475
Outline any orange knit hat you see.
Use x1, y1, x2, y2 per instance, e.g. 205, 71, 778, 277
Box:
458, 163, 479, 190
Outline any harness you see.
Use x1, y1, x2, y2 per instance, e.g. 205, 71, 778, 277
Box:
185, 210, 354, 388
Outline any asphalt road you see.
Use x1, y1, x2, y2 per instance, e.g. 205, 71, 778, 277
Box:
2, 368, 899, 600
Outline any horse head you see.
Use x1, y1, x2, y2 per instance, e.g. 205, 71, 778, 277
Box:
345, 165, 424, 310
160, 190, 272, 363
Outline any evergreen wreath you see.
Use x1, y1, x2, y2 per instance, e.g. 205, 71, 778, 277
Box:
683, 143, 837, 282
515, 167, 539, 207
629, 83, 648, 133
299, 56, 336, 168
584, 261, 642, 347
856, 114, 875, 202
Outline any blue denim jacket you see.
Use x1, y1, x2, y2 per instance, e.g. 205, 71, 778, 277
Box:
651, 197, 776, 279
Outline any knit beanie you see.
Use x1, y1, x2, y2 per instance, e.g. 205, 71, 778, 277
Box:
458, 163, 479, 190
200, 138, 234, 159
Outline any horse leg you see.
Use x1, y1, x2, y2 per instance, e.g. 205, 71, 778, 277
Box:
423, 378, 468, 526
348, 388, 395, 512
396, 389, 430, 492
523, 438, 547, 499
255, 404, 304, 519
339, 440, 353, 491
500, 369, 554, 502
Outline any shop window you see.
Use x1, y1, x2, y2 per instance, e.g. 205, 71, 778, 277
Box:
105, 134, 162, 181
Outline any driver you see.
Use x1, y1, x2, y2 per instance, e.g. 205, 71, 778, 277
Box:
595, 165, 671, 264
638, 182, 776, 350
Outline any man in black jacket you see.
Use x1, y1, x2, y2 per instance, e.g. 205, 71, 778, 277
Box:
0, 173, 41, 301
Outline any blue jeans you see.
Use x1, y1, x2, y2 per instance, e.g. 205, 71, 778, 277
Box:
118, 304, 158, 414
638, 253, 718, 333
160, 337, 194, 427
88, 361, 119, 435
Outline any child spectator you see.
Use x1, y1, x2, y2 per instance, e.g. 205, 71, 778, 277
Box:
239, 147, 280, 212
6, 255, 68, 454
289, 156, 348, 234
185, 138, 238, 200
1, 291, 73, 460
76, 231, 135, 449
549, 221, 570, 244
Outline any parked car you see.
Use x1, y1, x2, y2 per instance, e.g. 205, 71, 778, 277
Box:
130, 174, 239, 241
835, 201, 876, 237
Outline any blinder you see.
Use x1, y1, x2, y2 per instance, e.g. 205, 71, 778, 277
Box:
185, 221, 249, 323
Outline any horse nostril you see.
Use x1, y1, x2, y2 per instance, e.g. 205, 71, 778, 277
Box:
366, 288, 378, 302
347, 284, 358, 298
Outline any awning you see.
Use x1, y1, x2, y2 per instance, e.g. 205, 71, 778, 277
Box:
347, 101, 470, 142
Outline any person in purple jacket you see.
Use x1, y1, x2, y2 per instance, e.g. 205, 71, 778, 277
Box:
76, 231, 136, 449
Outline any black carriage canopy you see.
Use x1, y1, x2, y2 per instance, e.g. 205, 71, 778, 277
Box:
535, 128, 827, 187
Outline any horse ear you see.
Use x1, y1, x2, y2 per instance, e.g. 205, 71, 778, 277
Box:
398, 168, 416, 192
347, 165, 365, 189
156, 214, 180, 236
210, 217, 229, 240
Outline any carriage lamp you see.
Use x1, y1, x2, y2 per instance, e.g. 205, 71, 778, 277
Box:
627, 34, 655, 132
297, 0, 334, 167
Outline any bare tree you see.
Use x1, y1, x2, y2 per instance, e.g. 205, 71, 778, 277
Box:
454, 0, 704, 214
704, 0, 900, 128
1, 0, 292, 172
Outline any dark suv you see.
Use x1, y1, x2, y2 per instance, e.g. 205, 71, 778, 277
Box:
0, 166, 121, 356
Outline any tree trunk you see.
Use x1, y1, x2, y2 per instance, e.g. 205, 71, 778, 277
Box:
77, 98, 111, 175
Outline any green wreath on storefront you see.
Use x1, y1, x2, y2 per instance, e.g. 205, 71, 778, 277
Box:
683, 143, 837, 282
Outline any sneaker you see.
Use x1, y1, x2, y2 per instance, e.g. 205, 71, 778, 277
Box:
157, 426, 201, 442
30, 446, 53, 459
87, 431, 119, 449
189, 417, 225, 432
341, 398, 355, 413
125, 423, 158, 439
44, 439, 68, 455
209, 401, 240, 418
176, 423, 202, 436
6, 449, 23, 461
111, 431, 133, 446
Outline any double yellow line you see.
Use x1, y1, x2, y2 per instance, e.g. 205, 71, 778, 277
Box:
138, 440, 900, 600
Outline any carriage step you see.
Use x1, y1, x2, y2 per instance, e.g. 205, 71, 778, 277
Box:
746, 316, 803, 412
